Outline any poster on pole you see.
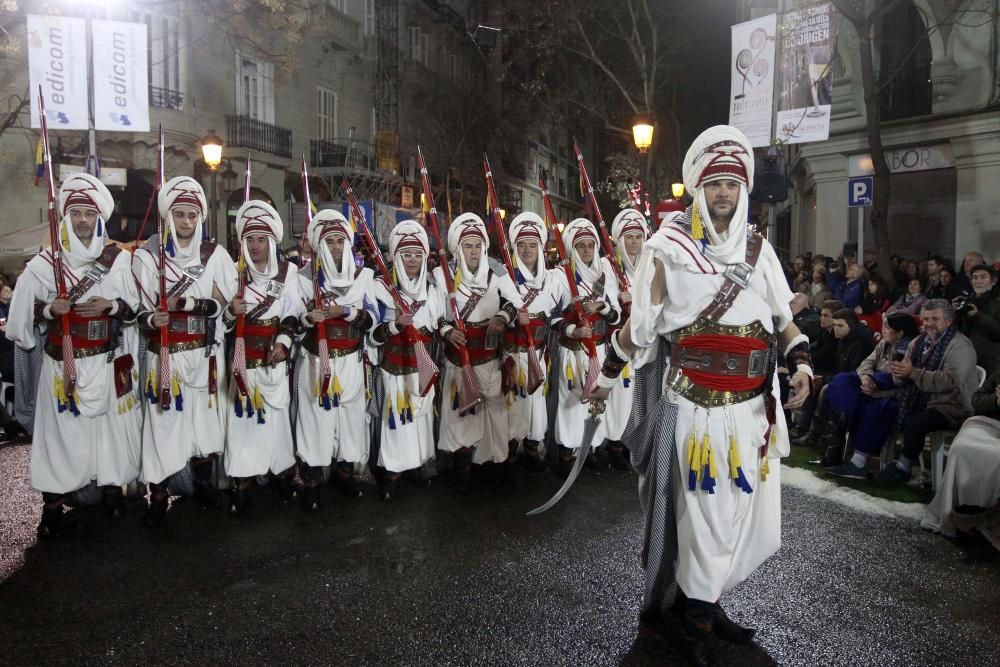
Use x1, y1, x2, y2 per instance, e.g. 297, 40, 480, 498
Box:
775, 2, 838, 144
27, 15, 89, 130
92, 20, 150, 132
728, 14, 776, 148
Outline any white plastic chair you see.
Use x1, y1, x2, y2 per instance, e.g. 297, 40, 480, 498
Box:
928, 366, 988, 491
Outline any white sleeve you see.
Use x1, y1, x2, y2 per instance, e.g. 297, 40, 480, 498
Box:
628, 246, 666, 350
5, 266, 48, 350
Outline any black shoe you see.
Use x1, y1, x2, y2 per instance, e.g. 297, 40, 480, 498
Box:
608, 443, 631, 471
790, 431, 817, 446
193, 480, 220, 509
37, 503, 64, 538
712, 607, 756, 644
555, 455, 573, 479
585, 447, 610, 471
229, 487, 251, 516
331, 468, 363, 499
4, 421, 31, 444
682, 613, 717, 667
102, 488, 127, 519
381, 475, 400, 502
272, 474, 296, 502
299, 484, 321, 512
143, 495, 169, 528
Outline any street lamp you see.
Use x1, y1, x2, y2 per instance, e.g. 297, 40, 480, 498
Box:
632, 118, 654, 219
200, 129, 223, 241
672, 182, 685, 200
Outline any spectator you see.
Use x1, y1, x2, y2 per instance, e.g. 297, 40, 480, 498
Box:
863, 249, 879, 276
954, 263, 1000, 374
790, 293, 821, 342
856, 276, 891, 315
822, 314, 921, 476
930, 265, 964, 301
903, 260, 920, 283
811, 299, 846, 376
876, 300, 979, 484
0, 278, 12, 383
924, 255, 950, 299
834, 263, 866, 309
958, 251, 986, 291
890, 255, 908, 291
920, 365, 1000, 538
807, 266, 833, 310
789, 255, 809, 293
887, 276, 927, 316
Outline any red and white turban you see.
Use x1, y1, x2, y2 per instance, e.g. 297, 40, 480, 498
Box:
448, 213, 489, 289
236, 200, 283, 280
389, 220, 429, 301
611, 208, 649, 244
509, 211, 548, 288
158, 176, 207, 220
562, 217, 603, 285
682, 125, 755, 194
59, 173, 114, 221
308, 209, 356, 288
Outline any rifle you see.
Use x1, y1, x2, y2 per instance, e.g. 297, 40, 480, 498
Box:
154, 126, 172, 409
341, 178, 439, 396
539, 171, 600, 400
300, 158, 332, 404
482, 154, 544, 394
415, 146, 482, 414
37, 87, 77, 408
573, 139, 630, 293
231, 155, 253, 403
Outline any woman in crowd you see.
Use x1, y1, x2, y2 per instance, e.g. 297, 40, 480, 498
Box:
888, 277, 927, 316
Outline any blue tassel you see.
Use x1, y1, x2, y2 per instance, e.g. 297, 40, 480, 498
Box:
97, 218, 103, 237
234, 396, 244, 418
735, 467, 754, 494
320, 393, 331, 411
68, 393, 79, 416
256, 407, 265, 424
623, 378, 631, 388
175, 392, 183, 412
451, 387, 458, 411
166, 234, 176, 257
57, 399, 66, 413
332, 393, 340, 408
146, 380, 155, 404
388, 405, 396, 430
245, 396, 254, 418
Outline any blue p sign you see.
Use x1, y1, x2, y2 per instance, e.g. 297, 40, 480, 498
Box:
848, 176, 874, 207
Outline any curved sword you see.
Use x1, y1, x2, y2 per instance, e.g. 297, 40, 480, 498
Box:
526, 404, 604, 516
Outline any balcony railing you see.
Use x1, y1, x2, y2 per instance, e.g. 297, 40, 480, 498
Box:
310, 138, 377, 171
150, 86, 183, 111
226, 115, 293, 158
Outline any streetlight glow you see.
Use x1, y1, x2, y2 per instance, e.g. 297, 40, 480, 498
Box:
672, 182, 685, 199
632, 122, 654, 154
200, 130, 223, 170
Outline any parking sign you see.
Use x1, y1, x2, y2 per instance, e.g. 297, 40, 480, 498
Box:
848, 176, 874, 207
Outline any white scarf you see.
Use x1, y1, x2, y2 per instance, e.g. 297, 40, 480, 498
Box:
389, 220, 429, 303
563, 218, 604, 287
449, 213, 490, 291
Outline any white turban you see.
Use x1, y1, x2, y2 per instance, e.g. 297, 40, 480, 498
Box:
448, 212, 489, 289
57, 173, 112, 268
509, 211, 548, 289
308, 209, 356, 289
158, 176, 208, 265
658, 210, 684, 230
682, 125, 755, 264
611, 208, 649, 279
235, 200, 283, 281
562, 217, 603, 285
389, 219, 429, 301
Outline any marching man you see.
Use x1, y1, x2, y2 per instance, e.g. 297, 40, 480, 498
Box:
295, 209, 376, 511
503, 212, 564, 471
370, 220, 443, 500
222, 200, 303, 514
133, 176, 238, 528
550, 217, 621, 476
8, 174, 142, 536
435, 212, 526, 490
591, 126, 811, 665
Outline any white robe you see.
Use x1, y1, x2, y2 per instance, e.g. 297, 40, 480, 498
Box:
294, 266, 377, 467
132, 243, 238, 485
224, 263, 304, 478
7, 248, 142, 494
921, 416, 1000, 537
505, 268, 566, 443
371, 278, 444, 473
605, 257, 637, 442
552, 257, 620, 449
630, 226, 794, 602
435, 266, 524, 464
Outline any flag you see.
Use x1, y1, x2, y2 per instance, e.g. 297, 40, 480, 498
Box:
34, 138, 44, 186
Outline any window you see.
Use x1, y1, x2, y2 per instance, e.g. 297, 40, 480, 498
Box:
365, 0, 375, 36
329, 0, 347, 13
408, 26, 421, 61
235, 50, 274, 123
317, 86, 337, 140
877, 1, 932, 120
131, 1, 182, 102
421, 32, 430, 67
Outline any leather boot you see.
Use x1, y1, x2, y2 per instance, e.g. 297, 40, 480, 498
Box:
607, 441, 631, 471
37, 493, 65, 538
298, 463, 322, 512
102, 485, 127, 519
381, 472, 400, 502
683, 600, 718, 667
229, 478, 253, 516
331, 461, 363, 498
520, 439, 547, 472
555, 446, 574, 478
191, 455, 220, 509
712, 603, 756, 644
143, 484, 169, 528
453, 448, 473, 493
272, 467, 296, 502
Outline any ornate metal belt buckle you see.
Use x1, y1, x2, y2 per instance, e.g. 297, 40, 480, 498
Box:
264, 280, 283, 298
747, 349, 768, 377
83, 263, 109, 283
187, 316, 206, 335
87, 320, 109, 340
724, 262, 753, 289
183, 265, 206, 281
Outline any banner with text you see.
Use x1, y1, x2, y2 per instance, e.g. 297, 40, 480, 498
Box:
27, 15, 89, 130
728, 14, 777, 148
775, 2, 838, 144
92, 20, 149, 132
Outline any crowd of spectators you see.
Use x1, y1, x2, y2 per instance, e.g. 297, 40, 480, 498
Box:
783, 248, 1000, 548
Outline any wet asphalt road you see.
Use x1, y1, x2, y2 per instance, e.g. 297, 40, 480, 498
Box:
1, 441, 999, 667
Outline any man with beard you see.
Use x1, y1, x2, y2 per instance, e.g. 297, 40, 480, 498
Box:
222, 200, 303, 514
591, 126, 812, 665
7, 174, 142, 536
133, 176, 238, 527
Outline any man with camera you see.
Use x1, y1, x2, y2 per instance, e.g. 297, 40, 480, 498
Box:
953, 263, 1000, 374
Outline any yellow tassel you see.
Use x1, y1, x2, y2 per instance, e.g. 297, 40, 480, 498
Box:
208, 394, 215, 409
53, 375, 64, 402
454, 266, 462, 289
170, 373, 181, 398
691, 201, 704, 241
396, 391, 405, 416
60, 223, 70, 251
565, 361, 574, 384
729, 436, 741, 480
702, 434, 717, 481
687, 431, 701, 487
517, 366, 527, 390
315, 376, 322, 399
332, 374, 343, 397
253, 385, 263, 410
622, 363, 631, 379
761, 456, 770, 482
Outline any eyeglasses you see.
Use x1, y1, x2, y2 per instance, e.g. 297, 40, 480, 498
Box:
398, 252, 425, 262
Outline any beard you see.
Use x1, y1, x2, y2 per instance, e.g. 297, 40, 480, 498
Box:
707, 202, 735, 224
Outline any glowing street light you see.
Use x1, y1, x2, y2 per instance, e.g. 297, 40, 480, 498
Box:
632, 120, 654, 154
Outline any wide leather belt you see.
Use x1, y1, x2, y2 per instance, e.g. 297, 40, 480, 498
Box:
444, 323, 497, 367
303, 318, 361, 355
559, 313, 607, 350
503, 317, 548, 352
670, 346, 770, 378
146, 313, 209, 351
382, 328, 433, 375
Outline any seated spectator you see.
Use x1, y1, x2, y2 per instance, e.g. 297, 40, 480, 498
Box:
888, 276, 927, 316
789, 255, 809, 293
954, 264, 1000, 374
810, 299, 845, 376
0, 277, 12, 384
928, 264, 963, 301
790, 293, 821, 342
834, 263, 866, 309
903, 259, 920, 283
821, 314, 921, 476
792, 307, 874, 444
924, 254, 947, 296
856, 276, 891, 315
958, 251, 986, 292
807, 266, 833, 310
876, 300, 979, 483
921, 366, 1000, 537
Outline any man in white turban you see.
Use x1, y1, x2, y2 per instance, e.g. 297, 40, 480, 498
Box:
503, 212, 566, 472
369, 220, 444, 500
221, 200, 303, 514
434, 212, 526, 491
7, 173, 142, 536
294, 209, 377, 511
132, 176, 238, 527
549, 217, 621, 477
591, 125, 812, 664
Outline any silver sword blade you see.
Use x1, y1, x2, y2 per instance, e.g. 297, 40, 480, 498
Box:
526, 415, 601, 516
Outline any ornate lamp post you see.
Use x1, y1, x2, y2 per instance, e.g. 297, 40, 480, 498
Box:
632, 119, 654, 217
200, 129, 223, 241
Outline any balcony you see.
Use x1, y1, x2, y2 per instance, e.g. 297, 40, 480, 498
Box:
150, 86, 183, 111
313, 2, 362, 50
226, 115, 293, 158
310, 138, 376, 171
